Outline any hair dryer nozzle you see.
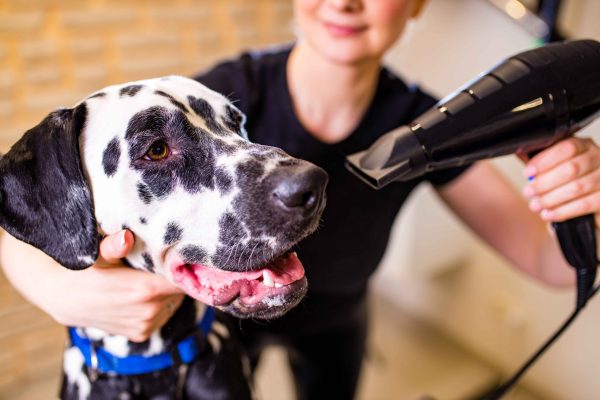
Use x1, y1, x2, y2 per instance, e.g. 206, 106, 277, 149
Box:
345, 151, 410, 189
345, 125, 427, 189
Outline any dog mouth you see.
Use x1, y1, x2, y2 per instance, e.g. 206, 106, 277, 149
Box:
170, 251, 307, 318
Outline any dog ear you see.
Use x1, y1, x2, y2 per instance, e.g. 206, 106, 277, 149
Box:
0, 103, 99, 270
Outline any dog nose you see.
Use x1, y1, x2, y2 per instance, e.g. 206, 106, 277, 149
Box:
271, 164, 328, 214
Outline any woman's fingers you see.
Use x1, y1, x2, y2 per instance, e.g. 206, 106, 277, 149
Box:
130, 272, 185, 299
524, 150, 600, 197
84, 292, 186, 342
87, 229, 186, 341
98, 230, 135, 264
526, 170, 600, 212
121, 294, 185, 342
535, 191, 600, 222
525, 137, 593, 177
522, 137, 600, 222
151, 294, 185, 329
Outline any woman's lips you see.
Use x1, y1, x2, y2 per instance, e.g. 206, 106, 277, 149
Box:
323, 21, 367, 38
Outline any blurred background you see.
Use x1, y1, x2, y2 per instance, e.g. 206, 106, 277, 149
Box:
1, 0, 600, 399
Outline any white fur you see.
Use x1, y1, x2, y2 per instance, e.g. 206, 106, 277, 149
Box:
63, 346, 91, 400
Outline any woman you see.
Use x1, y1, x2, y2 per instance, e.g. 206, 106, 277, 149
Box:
3, 1, 599, 398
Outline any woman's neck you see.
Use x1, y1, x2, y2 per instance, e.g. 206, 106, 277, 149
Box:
287, 41, 381, 144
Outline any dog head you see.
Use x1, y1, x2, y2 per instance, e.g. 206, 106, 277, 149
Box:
0, 76, 328, 319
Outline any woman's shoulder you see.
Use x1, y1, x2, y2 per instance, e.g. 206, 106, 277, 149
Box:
379, 67, 437, 106
373, 66, 438, 124
192, 44, 292, 113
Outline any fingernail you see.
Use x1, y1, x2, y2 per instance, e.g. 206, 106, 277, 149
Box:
119, 230, 127, 248
529, 198, 542, 212
524, 165, 537, 178
523, 186, 535, 198
541, 209, 554, 220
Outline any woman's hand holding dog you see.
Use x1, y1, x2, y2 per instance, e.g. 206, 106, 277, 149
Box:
0, 229, 184, 343
84, 230, 185, 342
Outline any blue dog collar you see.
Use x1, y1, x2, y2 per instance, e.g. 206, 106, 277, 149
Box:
69, 306, 216, 376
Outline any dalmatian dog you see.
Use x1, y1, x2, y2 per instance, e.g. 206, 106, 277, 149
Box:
0, 76, 328, 399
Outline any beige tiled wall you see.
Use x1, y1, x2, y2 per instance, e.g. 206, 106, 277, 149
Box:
0, 270, 66, 398
0, 1, 294, 397
0, 0, 295, 147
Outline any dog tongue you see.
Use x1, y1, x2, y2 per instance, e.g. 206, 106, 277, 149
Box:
171, 252, 305, 306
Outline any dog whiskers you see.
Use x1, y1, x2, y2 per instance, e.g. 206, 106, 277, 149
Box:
223, 241, 241, 269
246, 242, 260, 270
237, 242, 252, 271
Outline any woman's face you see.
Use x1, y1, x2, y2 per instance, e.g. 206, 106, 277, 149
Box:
294, 0, 424, 65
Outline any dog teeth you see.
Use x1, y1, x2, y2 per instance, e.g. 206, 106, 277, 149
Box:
263, 270, 275, 287
274, 283, 283, 288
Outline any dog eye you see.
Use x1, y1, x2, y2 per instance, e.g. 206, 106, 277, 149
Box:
144, 141, 170, 161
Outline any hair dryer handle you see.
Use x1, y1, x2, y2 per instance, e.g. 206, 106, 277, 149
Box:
552, 214, 598, 308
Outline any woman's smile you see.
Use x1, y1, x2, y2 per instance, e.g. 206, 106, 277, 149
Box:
322, 20, 368, 38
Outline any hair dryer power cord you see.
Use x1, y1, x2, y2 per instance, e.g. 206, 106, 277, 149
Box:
480, 279, 600, 399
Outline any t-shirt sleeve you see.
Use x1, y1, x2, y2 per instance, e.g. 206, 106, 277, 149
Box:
425, 165, 471, 187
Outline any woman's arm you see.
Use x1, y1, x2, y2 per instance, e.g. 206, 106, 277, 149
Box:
0, 230, 184, 342
437, 137, 600, 287
437, 161, 574, 286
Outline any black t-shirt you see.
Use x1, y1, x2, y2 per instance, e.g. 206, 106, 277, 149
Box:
195, 45, 467, 334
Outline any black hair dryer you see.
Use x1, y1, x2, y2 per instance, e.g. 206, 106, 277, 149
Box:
346, 39, 600, 309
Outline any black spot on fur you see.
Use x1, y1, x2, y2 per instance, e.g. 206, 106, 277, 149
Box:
139, 217, 147, 224
142, 252, 155, 272
120, 85, 143, 97
217, 213, 246, 247
0, 104, 99, 270
214, 168, 232, 194
164, 222, 183, 245
249, 144, 287, 161
211, 213, 271, 270
137, 182, 153, 204
223, 105, 244, 135
88, 92, 106, 99
188, 96, 225, 135
228, 158, 320, 268
102, 137, 120, 177
246, 152, 270, 163
121, 224, 129, 231
212, 139, 238, 155
278, 158, 301, 167
127, 340, 151, 355
180, 245, 208, 265
213, 240, 270, 271
237, 159, 264, 181
126, 107, 217, 196
60, 368, 82, 398
155, 90, 188, 113
139, 170, 174, 199
158, 297, 202, 345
